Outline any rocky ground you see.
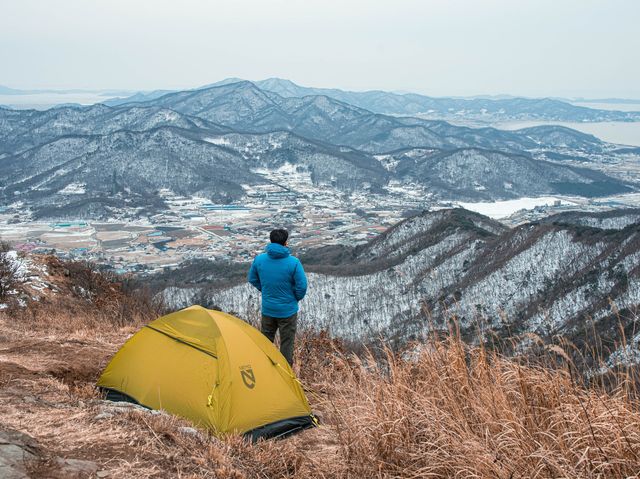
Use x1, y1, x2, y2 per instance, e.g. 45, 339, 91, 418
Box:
0, 322, 155, 477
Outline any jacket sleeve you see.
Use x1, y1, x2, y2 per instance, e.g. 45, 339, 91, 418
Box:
248, 259, 262, 291
292, 260, 307, 301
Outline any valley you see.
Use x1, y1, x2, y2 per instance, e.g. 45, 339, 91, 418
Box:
3, 164, 640, 274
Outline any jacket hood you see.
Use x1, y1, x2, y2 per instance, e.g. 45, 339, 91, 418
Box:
266, 242, 290, 259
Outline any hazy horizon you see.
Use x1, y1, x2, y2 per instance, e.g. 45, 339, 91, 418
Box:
2, 0, 639, 99
3, 77, 640, 102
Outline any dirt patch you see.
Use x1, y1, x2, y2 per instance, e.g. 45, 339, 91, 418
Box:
1, 337, 115, 373
47, 364, 102, 388
0, 361, 42, 383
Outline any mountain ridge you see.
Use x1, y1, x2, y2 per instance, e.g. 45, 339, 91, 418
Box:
102, 77, 640, 122
170, 207, 640, 361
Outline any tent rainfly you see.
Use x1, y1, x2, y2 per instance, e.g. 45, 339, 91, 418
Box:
97, 305, 317, 440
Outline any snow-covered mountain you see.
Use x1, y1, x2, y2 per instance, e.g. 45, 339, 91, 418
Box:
0, 128, 267, 217
539, 208, 640, 230
0, 104, 232, 155
0, 81, 636, 218
109, 77, 640, 122
165, 208, 640, 361
239, 78, 640, 122
111, 81, 612, 154
387, 148, 631, 199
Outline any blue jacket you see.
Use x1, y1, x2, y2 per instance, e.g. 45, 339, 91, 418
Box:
248, 243, 307, 318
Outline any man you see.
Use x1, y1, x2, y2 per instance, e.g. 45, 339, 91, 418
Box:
248, 228, 307, 365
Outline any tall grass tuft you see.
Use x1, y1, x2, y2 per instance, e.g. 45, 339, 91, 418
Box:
252, 331, 640, 478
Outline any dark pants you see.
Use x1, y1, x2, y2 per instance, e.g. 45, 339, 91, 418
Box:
261, 313, 297, 366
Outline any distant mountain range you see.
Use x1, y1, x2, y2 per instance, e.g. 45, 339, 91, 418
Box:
571, 97, 640, 105
105, 78, 640, 122
6, 79, 640, 122
0, 80, 637, 218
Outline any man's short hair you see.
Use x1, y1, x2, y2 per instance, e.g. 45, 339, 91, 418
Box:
270, 229, 289, 245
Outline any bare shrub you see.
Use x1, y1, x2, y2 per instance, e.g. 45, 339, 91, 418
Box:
63, 260, 166, 326
11, 256, 166, 329
0, 242, 19, 301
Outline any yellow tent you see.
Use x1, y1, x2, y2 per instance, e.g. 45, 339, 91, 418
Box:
97, 305, 316, 440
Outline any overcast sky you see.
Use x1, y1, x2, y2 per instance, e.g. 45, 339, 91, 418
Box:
2, 0, 639, 98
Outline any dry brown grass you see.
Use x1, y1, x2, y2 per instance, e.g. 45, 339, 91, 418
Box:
250, 332, 640, 478
2, 304, 640, 477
